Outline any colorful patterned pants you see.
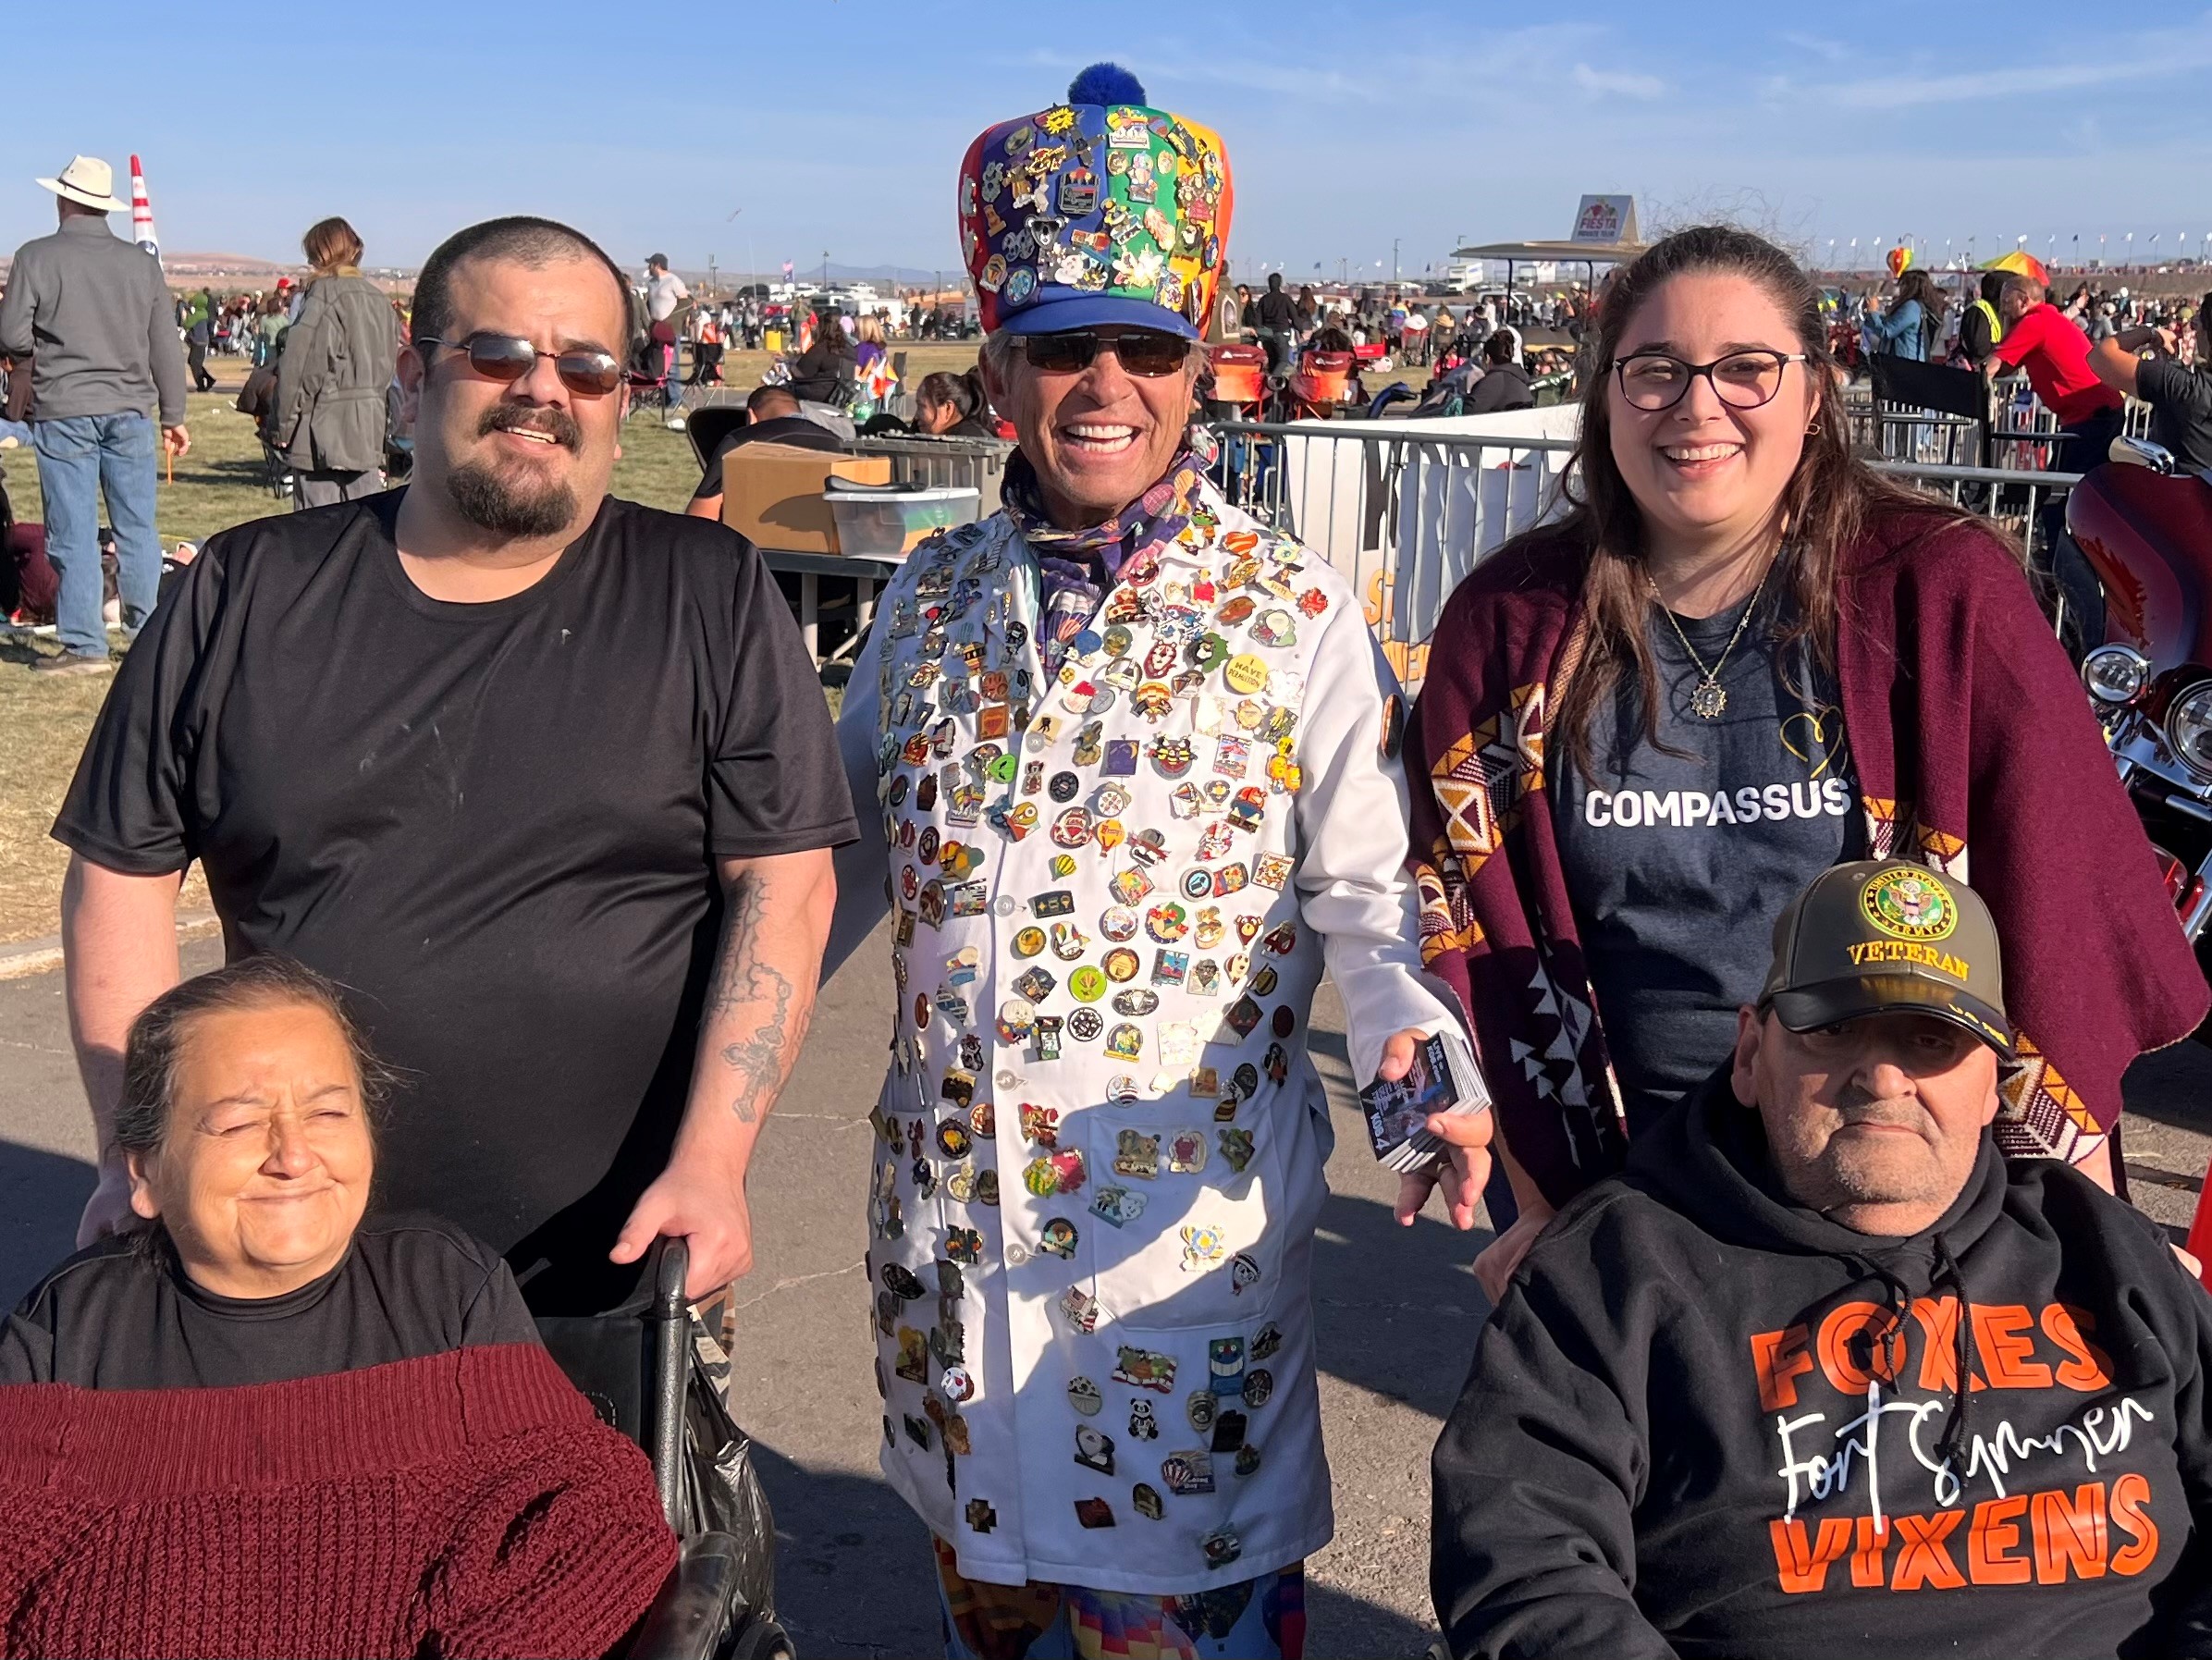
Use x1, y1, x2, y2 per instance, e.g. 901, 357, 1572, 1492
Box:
933, 1537, 1306, 1660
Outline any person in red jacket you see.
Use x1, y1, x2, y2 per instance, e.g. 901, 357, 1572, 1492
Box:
1984, 274, 2126, 473
0, 956, 675, 1658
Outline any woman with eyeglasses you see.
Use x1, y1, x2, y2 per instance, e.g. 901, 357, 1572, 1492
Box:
1404, 224, 2206, 1297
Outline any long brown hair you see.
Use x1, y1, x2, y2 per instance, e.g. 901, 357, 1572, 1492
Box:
301, 215, 364, 275
1547, 224, 1977, 779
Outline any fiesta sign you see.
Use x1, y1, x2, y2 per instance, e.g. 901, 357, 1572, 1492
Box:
1572, 194, 1639, 245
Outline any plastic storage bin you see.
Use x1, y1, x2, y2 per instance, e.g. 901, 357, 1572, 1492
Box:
822, 486, 982, 555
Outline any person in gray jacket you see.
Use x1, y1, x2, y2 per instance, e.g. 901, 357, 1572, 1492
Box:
275, 217, 400, 509
0, 155, 190, 675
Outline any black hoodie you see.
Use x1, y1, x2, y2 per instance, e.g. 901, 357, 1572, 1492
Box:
1432, 1065, 2212, 1659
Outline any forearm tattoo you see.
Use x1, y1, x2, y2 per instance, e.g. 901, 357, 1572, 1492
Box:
707, 870, 810, 1124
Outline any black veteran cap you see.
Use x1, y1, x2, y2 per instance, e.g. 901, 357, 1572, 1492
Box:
1757, 860, 2013, 1055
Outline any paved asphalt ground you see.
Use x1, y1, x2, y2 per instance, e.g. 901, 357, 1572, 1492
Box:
4, 924, 2209, 1658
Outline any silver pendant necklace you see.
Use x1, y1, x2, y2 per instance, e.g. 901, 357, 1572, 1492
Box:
1643, 555, 1777, 719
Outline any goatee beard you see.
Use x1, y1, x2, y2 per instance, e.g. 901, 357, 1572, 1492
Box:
446, 462, 579, 537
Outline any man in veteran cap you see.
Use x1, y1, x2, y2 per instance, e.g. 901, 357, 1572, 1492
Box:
1431, 859, 2212, 1659
826, 63, 1486, 1658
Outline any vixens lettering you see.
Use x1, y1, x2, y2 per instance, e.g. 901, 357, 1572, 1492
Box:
1751, 1298, 2163, 1594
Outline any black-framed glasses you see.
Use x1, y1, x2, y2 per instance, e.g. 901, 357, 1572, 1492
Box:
1612, 349, 1809, 412
1021, 331, 1194, 377
416, 332, 624, 396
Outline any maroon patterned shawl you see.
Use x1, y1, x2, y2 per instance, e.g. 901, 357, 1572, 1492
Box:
1407, 507, 2209, 1208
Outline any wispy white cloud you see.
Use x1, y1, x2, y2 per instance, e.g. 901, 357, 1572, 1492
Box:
1776, 31, 1853, 64
1826, 59, 2176, 109
1572, 62, 1665, 99
1813, 15, 2212, 108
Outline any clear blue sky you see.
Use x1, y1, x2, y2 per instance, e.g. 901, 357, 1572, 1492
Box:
8, 1, 2209, 278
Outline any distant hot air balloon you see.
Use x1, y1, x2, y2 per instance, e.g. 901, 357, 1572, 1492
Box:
1886, 245, 1912, 278
129, 155, 158, 258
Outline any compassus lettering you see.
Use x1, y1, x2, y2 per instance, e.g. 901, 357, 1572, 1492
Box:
1768, 1474, 2158, 1592
1750, 1302, 2114, 1406
1582, 776, 1851, 829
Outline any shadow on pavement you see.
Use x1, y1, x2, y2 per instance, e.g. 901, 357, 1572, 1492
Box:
2124, 1039, 2212, 1137
1312, 1188, 1493, 1421
750, 1437, 938, 1658
0, 1140, 95, 1309
1308, 1582, 1439, 1660
750, 1433, 1445, 1659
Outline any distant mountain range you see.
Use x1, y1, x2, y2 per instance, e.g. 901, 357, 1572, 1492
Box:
0, 248, 959, 289
158, 251, 301, 275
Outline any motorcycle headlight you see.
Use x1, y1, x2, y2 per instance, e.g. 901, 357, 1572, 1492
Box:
2083, 645, 2151, 707
2166, 681, 2212, 775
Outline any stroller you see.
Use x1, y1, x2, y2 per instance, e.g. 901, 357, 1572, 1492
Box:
536, 1237, 793, 1660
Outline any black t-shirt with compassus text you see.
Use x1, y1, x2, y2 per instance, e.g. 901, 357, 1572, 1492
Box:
0, 1213, 541, 1389
1555, 577, 1861, 1129
54, 493, 857, 1313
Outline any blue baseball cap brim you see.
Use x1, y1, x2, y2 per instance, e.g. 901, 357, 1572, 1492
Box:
994, 289, 1199, 340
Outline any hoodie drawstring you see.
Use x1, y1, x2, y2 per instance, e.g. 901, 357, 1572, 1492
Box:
1843, 1253, 1913, 1382
1932, 1236, 1979, 1475
1839, 1241, 1979, 1484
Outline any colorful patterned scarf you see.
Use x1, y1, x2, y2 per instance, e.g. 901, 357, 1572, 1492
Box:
1001, 445, 1210, 676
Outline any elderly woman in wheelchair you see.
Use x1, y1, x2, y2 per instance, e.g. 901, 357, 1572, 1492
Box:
0, 955, 682, 1658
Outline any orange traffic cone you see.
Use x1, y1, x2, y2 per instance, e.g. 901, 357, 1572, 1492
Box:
129, 154, 158, 258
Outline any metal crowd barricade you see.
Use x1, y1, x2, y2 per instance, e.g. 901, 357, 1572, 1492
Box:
850, 433, 1015, 501
1206, 420, 1579, 689
1206, 418, 2085, 692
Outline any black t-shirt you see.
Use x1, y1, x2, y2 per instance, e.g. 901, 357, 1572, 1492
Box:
0, 1213, 540, 1389
54, 492, 858, 1313
689, 413, 846, 500
1257, 289, 1297, 330
1554, 575, 1861, 1127
1466, 363, 1534, 413
786, 338, 854, 403
2134, 358, 2212, 470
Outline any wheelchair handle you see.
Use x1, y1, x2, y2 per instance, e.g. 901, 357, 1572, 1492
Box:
646, 1236, 690, 1528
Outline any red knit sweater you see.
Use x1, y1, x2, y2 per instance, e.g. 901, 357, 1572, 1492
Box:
0, 1342, 677, 1659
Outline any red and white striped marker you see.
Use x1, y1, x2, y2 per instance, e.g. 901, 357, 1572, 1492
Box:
129, 154, 158, 258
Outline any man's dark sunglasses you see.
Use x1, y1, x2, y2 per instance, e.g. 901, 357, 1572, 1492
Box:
416, 332, 624, 396
1021, 331, 1193, 377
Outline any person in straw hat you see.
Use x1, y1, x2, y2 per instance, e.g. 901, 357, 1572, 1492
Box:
823, 62, 1488, 1657
0, 155, 190, 674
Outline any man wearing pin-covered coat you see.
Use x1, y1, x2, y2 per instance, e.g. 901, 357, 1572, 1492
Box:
824, 62, 1490, 1660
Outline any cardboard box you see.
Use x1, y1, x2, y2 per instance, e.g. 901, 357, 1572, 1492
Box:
719, 443, 892, 552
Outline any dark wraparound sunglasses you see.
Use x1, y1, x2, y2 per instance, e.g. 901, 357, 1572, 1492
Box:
417, 332, 624, 396
1612, 349, 1810, 412
1021, 331, 1194, 377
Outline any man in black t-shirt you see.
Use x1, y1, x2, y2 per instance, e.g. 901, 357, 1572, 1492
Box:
2089, 299, 2212, 470
683, 385, 843, 521
54, 215, 857, 1313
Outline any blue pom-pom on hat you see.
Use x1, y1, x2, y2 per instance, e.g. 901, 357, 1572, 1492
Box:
1067, 62, 1147, 105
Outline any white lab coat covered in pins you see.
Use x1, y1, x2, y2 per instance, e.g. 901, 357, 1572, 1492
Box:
827, 478, 1469, 1594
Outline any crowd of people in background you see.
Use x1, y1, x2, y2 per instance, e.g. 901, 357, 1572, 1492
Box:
11, 90, 2212, 1656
